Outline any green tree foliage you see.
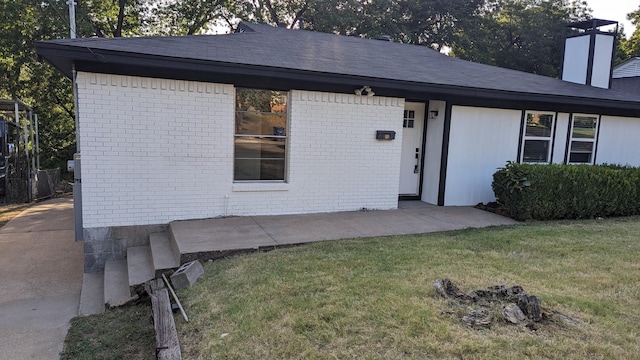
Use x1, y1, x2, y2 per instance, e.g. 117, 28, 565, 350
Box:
451, 0, 591, 78
146, 0, 226, 35
146, 0, 311, 35
76, 0, 146, 37
613, 26, 629, 66
231, 0, 311, 29
621, 5, 640, 58
148, 0, 483, 50
299, 0, 483, 50
0, 0, 148, 173
0, 0, 77, 170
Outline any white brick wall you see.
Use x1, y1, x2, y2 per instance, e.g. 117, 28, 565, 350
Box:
227, 90, 404, 215
77, 73, 404, 228
77, 73, 235, 228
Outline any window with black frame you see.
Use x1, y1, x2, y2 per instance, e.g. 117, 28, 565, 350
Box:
234, 88, 287, 181
568, 114, 598, 164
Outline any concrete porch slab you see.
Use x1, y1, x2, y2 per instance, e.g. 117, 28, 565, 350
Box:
169, 202, 519, 258
401, 204, 518, 229
327, 209, 454, 237
170, 216, 277, 254
253, 212, 363, 245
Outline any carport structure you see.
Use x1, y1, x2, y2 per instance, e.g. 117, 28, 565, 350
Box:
0, 98, 39, 202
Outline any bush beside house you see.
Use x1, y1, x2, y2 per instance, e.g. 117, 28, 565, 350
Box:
493, 162, 640, 221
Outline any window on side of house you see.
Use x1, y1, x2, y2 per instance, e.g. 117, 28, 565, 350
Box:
403, 110, 415, 128
568, 114, 598, 164
234, 88, 288, 181
521, 111, 555, 163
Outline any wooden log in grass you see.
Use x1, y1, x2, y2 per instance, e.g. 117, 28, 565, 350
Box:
147, 279, 182, 360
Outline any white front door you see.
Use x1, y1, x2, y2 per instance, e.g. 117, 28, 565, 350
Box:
399, 102, 425, 196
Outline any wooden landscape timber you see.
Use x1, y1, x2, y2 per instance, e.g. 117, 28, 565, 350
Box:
146, 279, 182, 360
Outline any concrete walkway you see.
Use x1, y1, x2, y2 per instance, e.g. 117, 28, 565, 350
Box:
171, 201, 519, 254
0, 198, 82, 360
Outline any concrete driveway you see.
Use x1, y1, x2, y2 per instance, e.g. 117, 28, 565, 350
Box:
0, 198, 82, 360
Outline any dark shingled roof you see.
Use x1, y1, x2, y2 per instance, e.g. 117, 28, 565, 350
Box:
36, 22, 640, 115
611, 77, 640, 99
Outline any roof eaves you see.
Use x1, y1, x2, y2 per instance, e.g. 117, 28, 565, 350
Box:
35, 32, 640, 115
72, 49, 640, 113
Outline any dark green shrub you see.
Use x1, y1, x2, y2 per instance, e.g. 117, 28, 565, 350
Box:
492, 162, 640, 221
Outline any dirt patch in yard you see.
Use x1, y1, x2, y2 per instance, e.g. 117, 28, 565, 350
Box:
0, 203, 30, 228
435, 278, 583, 331
475, 202, 511, 218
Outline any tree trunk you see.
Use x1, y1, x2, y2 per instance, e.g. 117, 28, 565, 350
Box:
114, 0, 126, 37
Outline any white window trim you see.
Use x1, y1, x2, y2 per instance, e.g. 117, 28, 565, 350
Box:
232, 182, 290, 192
520, 111, 556, 164
567, 113, 599, 165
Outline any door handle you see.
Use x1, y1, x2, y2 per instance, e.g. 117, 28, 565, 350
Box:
414, 148, 420, 173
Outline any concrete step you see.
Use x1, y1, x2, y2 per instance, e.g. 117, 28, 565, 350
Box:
79, 272, 105, 316
127, 246, 155, 286
150, 232, 180, 271
169, 217, 276, 263
104, 259, 132, 307
168, 227, 182, 267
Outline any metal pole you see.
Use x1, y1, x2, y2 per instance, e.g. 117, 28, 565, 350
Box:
13, 101, 20, 202
22, 109, 31, 202
13, 100, 19, 126
71, 65, 83, 241
29, 110, 36, 201
29, 110, 36, 175
73, 153, 82, 241
72, 66, 80, 152
34, 114, 40, 169
67, 0, 77, 39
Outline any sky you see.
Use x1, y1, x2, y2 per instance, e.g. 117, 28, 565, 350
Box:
586, 0, 637, 37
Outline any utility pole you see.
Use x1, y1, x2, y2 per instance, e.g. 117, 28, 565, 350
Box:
67, 0, 77, 39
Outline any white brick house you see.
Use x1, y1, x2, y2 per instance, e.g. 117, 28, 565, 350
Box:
78, 72, 404, 228
36, 21, 640, 271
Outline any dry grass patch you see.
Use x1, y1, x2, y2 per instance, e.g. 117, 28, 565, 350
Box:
0, 203, 30, 228
176, 218, 640, 359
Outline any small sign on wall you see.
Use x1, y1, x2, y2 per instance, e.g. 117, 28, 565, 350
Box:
376, 130, 396, 140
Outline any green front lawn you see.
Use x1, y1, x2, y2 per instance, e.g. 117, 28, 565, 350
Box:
61, 304, 155, 360
177, 218, 640, 359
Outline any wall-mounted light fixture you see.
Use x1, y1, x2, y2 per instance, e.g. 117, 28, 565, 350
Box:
429, 110, 439, 119
355, 86, 375, 97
